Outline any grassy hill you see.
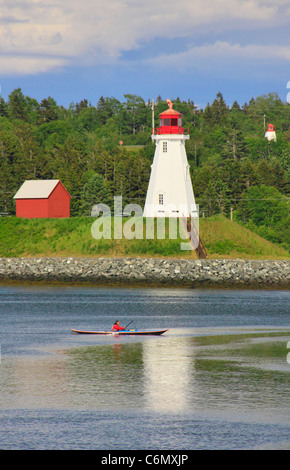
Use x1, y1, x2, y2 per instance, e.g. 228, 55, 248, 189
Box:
0, 214, 288, 260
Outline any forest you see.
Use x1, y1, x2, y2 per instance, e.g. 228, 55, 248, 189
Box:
0, 88, 289, 251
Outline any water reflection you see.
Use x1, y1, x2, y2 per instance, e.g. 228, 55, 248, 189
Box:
1, 330, 289, 423
65, 342, 145, 409
64, 337, 196, 412
142, 337, 194, 412
65, 331, 290, 420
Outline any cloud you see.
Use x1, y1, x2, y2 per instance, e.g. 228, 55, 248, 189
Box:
0, 0, 289, 75
0, 55, 68, 75
145, 41, 290, 68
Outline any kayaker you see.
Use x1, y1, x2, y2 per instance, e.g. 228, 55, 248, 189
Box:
112, 320, 125, 332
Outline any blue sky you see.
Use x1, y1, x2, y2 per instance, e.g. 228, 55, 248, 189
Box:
0, 0, 289, 109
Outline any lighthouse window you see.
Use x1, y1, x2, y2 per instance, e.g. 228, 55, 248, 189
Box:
163, 118, 170, 126
171, 118, 178, 126
163, 142, 167, 153
159, 194, 164, 205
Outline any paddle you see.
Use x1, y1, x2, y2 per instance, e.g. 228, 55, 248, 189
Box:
123, 320, 134, 331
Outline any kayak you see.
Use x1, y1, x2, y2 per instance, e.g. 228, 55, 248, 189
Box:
71, 328, 168, 336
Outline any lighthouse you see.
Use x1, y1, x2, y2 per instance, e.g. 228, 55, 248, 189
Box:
265, 123, 276, 142
143, 100, 198, 218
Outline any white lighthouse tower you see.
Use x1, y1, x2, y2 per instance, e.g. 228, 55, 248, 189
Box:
265, 123, 276, 142
143, 100, 197, 218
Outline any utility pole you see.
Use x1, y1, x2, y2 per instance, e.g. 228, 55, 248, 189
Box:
151, 99, 155, 133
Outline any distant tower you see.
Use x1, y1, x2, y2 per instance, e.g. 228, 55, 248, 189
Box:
143, 100, 197, 218
265, 123, 276, 142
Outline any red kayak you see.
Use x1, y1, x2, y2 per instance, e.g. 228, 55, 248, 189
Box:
71, 328, 168, 336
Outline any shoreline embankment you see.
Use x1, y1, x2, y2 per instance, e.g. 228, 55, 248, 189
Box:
0, 257, 289, 289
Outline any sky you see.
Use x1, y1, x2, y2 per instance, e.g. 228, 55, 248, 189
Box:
0, 0, 289, 109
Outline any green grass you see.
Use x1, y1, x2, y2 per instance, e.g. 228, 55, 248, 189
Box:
0, 214, 288, 259
199, 214, 289, 259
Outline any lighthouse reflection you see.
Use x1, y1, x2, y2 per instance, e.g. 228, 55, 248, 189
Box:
142, 337, 193, 412
3, 337, 194, 412
66, 336, 193, 413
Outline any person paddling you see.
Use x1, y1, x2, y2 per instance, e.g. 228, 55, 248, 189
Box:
112, 320, 125, 332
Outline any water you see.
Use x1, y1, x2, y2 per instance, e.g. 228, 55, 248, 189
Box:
0, 285, 289, 450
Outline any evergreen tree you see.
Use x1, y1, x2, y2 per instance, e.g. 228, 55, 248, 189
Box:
235, 185, 289, 247
204, 92, 229, 126
37, 97, 58, 123
0, 97, 8, 117
80, 172, 112, 215
75, 99, 88, 115
8, 88, 28, 121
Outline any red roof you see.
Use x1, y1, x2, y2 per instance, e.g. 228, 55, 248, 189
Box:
159, 99, 182, 116
266, 123, 275, 131
159, 108, 181, 116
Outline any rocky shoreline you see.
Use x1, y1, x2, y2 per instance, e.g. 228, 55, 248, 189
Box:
0, 257, 289, 288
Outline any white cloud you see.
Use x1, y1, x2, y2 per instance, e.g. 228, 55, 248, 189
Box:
146, 41, 290, 68
0, 55, 68, 75
0, 0, 289, 75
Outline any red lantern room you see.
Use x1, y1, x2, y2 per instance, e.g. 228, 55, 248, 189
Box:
154, 100, 186, 135
265, 123, 276, 142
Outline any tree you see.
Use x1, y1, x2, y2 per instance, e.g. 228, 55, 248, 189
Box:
231, 100, 241, 111
0, 97, 8, 117
37, 97, 58, 123
240, 160, 258, 190
0, 128, 23, 213
25, 96, 40, 124
222, 126, 246, 161
8, 88, 28, 121
204, 92, 229, 126
235, 185, 289, 247
97, 96, 122, 125
80, 172, 112, 215
77, 106, 99, 132
13, 121, 40, 179
123, 94, 148, 134
75, 99, 88, 115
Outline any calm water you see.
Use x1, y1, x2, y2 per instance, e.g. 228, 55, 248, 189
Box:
0, 285, 289, 450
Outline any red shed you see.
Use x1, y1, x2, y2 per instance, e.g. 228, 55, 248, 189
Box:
14, 180, 71, 218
